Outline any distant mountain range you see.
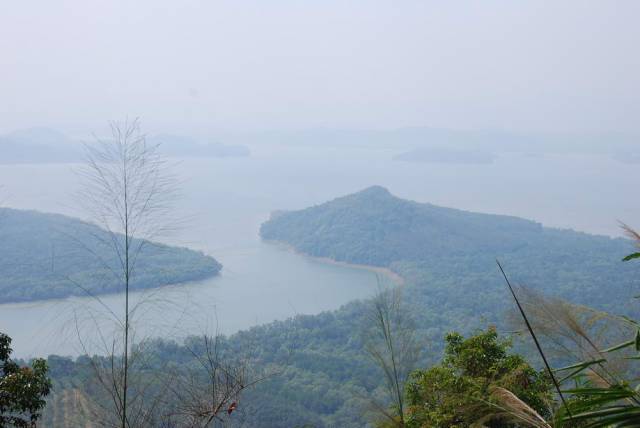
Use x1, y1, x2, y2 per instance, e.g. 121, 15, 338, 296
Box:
0, 128, 82, 164
0, 208, 221, 302
215, 127, 639, 155
3, 126, 637, 165
0, 128, 250, 164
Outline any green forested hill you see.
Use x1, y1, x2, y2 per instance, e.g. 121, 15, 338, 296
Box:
45, 188, 640, 427
261, 185, 542, 266
261, 186, 638, 311
0, 208, 221, 302
219, 186, 639, 425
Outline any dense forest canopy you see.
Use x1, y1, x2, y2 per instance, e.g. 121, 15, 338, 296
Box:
261, 186, 638, 312
39, 188, 640, 427
0, 208, 221, 302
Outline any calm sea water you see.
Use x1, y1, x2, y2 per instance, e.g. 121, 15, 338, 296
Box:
0, 144, 638, 357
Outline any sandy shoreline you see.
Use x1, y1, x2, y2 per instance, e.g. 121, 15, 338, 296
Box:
267, 240, 405, 286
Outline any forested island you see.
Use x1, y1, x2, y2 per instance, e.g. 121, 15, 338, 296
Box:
0, 208, 221, 303
261, 186, 638, 312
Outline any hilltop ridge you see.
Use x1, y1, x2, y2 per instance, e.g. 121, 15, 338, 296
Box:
261, 186, 637, 309
261, 185, 544, 266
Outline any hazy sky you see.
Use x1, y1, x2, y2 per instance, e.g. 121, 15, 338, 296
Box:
1, 1, 638, 136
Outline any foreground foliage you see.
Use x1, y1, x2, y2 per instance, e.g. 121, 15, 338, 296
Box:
0, 333, 51, 427
485, 225, 640, 428
406, 328, 551, 428
554, 227, 640, 427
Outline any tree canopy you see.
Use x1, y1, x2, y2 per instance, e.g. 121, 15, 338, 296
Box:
0, 332, 51, 427
406, 328, 551, 428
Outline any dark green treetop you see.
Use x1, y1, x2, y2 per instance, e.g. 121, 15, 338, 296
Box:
0, 333, 51, 427
406, 328, 551, 428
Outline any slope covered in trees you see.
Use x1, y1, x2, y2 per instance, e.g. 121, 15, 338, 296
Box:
0, 208, 221, 302
261, 186, 638, 312
42, 188, 640, 426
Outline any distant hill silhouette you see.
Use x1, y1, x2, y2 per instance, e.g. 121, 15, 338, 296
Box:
0, 208, 221, 302
0, 128, 250, 164
0, 127, 82, 164
148, 134, 250, 158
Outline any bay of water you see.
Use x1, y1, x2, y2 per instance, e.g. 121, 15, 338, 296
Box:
0, 144, 638, 357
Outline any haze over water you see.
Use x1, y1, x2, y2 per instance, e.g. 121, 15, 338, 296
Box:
1, 143, 638, 357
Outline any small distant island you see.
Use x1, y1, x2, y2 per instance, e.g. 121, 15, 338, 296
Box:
0, 208, 221, 303
611, 152, 640, 164
393, 147, 495, 164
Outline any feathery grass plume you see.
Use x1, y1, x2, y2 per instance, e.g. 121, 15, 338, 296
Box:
496, 260, 572, 419
621, 223, 640, 244
507, 288, 634, 387
549, 221, 640, 426
471, 387, 552, 428
620, 222, 640, 261
363, 279, 420, 427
